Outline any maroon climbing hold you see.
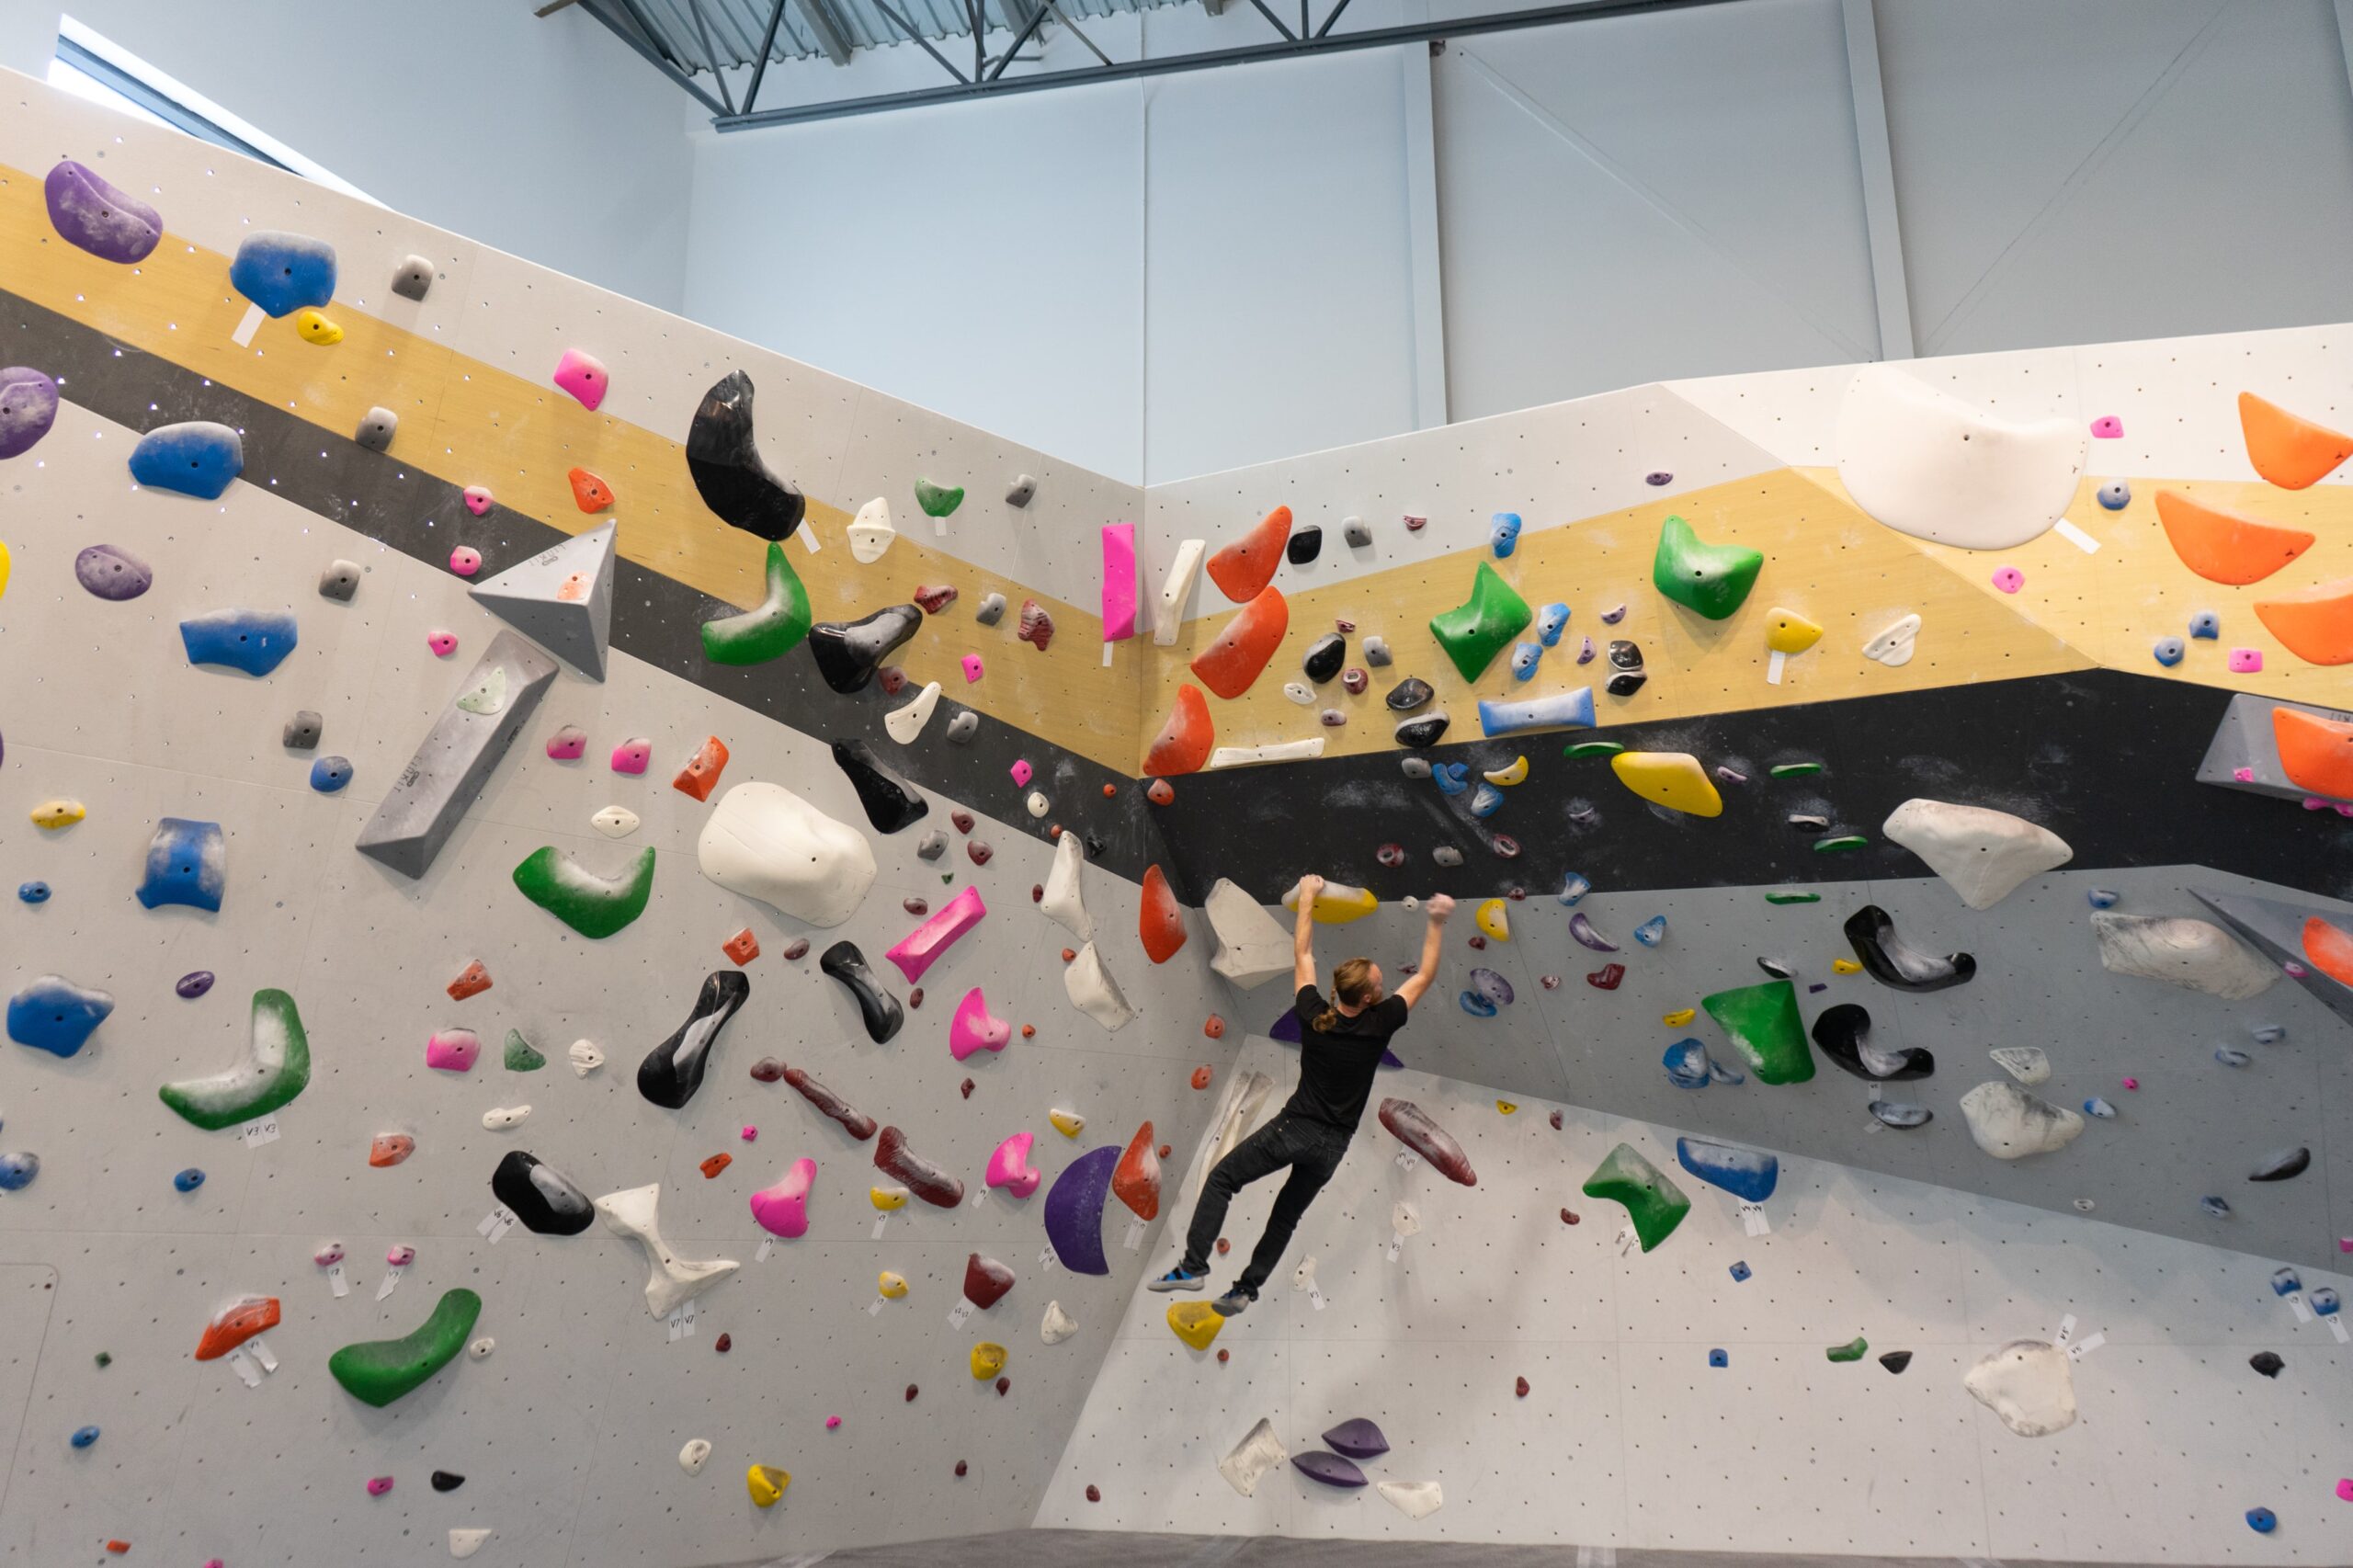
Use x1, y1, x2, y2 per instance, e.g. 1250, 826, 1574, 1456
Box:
908, 987, 925, 1009
961, 1078, 974, 1098
714, 1333, 732, 1353
962, 1253, 1016, 1310
1561, 1208, 1578, 1224
906, 1384, 919, 1402
1541, 975, 1562, 990
1017, 599, 1055, 651
878, 665, 908, 696
968, 840, 993, 866
904, 897, 929, 916
1467, 934, 1487, 950
1031, 884, 1044, 903
996, 1377, 1010, 1395
783, 1065, 878, 1140
1377, 844, 1404, 868
1587, 963, 1625, 990
1217, 1348, 1230, 1364
875, 1125, 965, 1207
1516, 1376, 1530, 1397
952, 810, 975, 833
749, 1058, 786, 1083
955, 1460, 968, 1476
782, 938, 810, 961
913, 584, 959, 614
1086, 1484, 1100, 1502
1342, 667, 1368, 694
1493, 835, 1521, 858
1549, 1110, 1563, 1130
1377, 1098, 1477, 1185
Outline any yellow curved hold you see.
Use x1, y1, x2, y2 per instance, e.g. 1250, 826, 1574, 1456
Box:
1049, 1108, 1086, 1138
1609, 752, 1723, 818
1764, 607, 1824, 654
0, 539, 13, 599
746, 1464, 790, 1508
1832, 958, 1862, 974
293, 307, 343, 345
877, 1271, 908, 1300
869, 1186, 908, 1211
1475, 898, 1511, 942
1483, 755, 1529, 787
1495, 1099, 1518, 1115
1166, 1301, 1224, 1352
1662, 1007, 1697, 1027
1284, 880, 1379, 924
970, 1341, 1008, 1380
30, 799, 85, 829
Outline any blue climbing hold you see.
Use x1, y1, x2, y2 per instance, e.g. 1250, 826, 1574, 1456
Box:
1477, 688, 1596, 737
309, 756, 352, 793
2086, 888, 2120, 908
135, 818, 226, 912
2084, 1096, 2117, 1119
1664, 1040, 1711, 1089
2251, 1024, 2285, 1044
2245, 1508, 2276, 1534
1470, 782, 1504, 818
2313, 1287, 2341, 1320
70, 1425, 99, 1449
1509, 642, 1541, 681
17, 881, 49, 903
1459, 990, 1497, 1018
1490, 512, 1523, 558
1432, 763, 1471, 797
229, 230, 336, 317
8, 976, 114, 1056
180, 609, 297, 676
2097, 481, 2130, 510
1536, 603, 1570, 647
2215, 1046, 2250, 1067
2152, 637, 2184, 668
1707, 1348, 1728, 1368
1709, 1057, 1746, 1085
1676, 1135, 1779, 1203
173, 1167, 205, 1193
0, 1153, 37, 1191
1634, 915, 1666, 948
1558, 872, 1590, 906
2189, 610, 2221, 640
1729, 1260, 1751, 1282
2202, 1195, 2233, 1218
130, 422, 244, 500
2271, 1267, 2303, 1298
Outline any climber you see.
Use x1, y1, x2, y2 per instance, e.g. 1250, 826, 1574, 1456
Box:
1151, 875, 1457, 1315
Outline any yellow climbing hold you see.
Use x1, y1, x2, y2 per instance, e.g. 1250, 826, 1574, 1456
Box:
870, 1186, 909, 1210
1662, 1007, 1697, 1027
1475, 898, 1511, 941
1609, 752, 1723, 818
1483, 755, 1529, 787
746, 1464, 790, 1507
1495, 1099, 1518, 1115
30, 799, 85, 829
877, 1271, 908, 1300
293, 308, 344, 345
1166, 1301, 1224, 1351
0, 539, 12, 599
1764, 607, 1824, 654
970, 1341, 1008, 1380
1832, 958, 1862, 974
1285, 880, 1378, 924
1049, 1108, 1086, 1138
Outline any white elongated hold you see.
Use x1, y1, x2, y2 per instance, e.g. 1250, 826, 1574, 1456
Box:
1964, 1338, 2077, 1437
591, 804, 640, 838
1835, 366, 2086, 551
568, 1039, 605, 1076
1959, 1081, 2084, 1160
1206, 878, 1292, 988
678, 1438, 713, 1474
1377, 1479, 1445, 1518
847, 496, 896, 562
1218, 1416, 1289, 1497
1882, 799, 2073, 909
449, 1528, 494, 1560
481, 1105, 530, 1131
1862, 613, 1922, 667
1293, 1256, 1317, 1290
1063, 941, 1136, 1032
1391, 1200, 1420, 1237
699, 781, 877, 928
882, 680, 942, 744
1989, 1045, 2050, 1085
1192, 1071, 1275, 1201
1209, 738, 1325, 768
1154, 538, 1206, 644
594, 1183, 740, 1318
1040, 1300, 1079, 1345
1040, 829, 1093, 942
2091, 913, 2276, 999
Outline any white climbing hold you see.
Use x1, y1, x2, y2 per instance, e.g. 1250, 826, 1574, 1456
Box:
1154, 538, 1206, 645
679, 1438, 713, 1475
1063, 941, 1137, 1032
1392, 1200, 1421, 1237
1862, 613, 1922, 667
591, 805, 639, 838
1041, 1300, 1078, 1345
1192, 1071, 1275, 1200
847, 497, 896, 562
1026, 790, 1050, 819
594, 1183, 740, 1319
1209, 738, 1325, 768
449, 1528, 494, 1560
481, 1105, 530, 1131
2091, 913, 2276, 999
1963, 1338, 2077, 1437
568, 1040, 605, 1076
1959, 1081, 2085, 1160
1205, 878, 1293, 989
1217, 1417, 1289, 1497
1834, 366, 2086, 551
1989, 1046, 2051, 1085
699, 781, 877, 928
468, 1336, 496, 1359
882, 680, 942, 744
1040, 830, 1094, 942
1882, 799, 2073, 910
1377, 1479, 1445, 1519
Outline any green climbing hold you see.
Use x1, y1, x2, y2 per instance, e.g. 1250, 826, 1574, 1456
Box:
512, 846, 655, 939
157, 989, 313, 1131
93, 1351, 110, 1369
1768, 762, 1824, 778
1581, 1143, 1689, 1252
503, 1029, 546, 1072
915, 478, 964, 518
1700, 979, 1814, 1085
1428, 561, 1532, 682
1765, 890, 1821, 904
1813, 835, 1868, 853
700, 540, 812, 666
1563, 740, 1625, 758
1826, 1336, 1869, 1363
329, 1288, 482, 1407
1651, 515, 1763, 620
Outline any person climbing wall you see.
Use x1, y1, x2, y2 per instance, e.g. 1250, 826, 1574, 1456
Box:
1151, 876, 1457, 1315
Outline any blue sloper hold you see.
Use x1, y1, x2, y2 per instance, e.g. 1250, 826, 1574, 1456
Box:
1489, 513, 1523, 558
1664, 1040, 1711, 1088
71, 1425, 99, 1449
1708, 1348, 1728, 1368
1634, 915, 1667, 948
1729, 1260, 1751, 1282
135, 818, 226, 912
1510, 642, 1541, 680
1676, 1135, 1779, 1204
8, 975, 114, 1056
2153, 638, 2185, 668
309, 756, 352, 793
229, 231, 336, 317
1478, 687, 1595, 738
131, 422, 244, 500
0, 1153, 37, 1191
180, 609, 297, 676
17, 881, 49, 903
2086, 889, 2120, 908
1460, 990, 1497, 1018
1536, 603, 1570, 647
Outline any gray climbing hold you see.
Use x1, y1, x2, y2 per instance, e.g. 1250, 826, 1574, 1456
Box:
944, 711, 979, 745
353, 406, 397, 452
283, 710, 322, 750
975, 592, 1007, 626
318, 560, 361, 602
390, 255, 435, 301
469, 520, 617, 681
1399, 756, 1431, 778
915, 830, 949, 861
356, 631, 557, 879
2250, 1145, 2311, 1182
1005, 474, 1036, 507
1432, 846, 1463, 867
2215, 1045, 2251, 1067
1960, 1080, 2083, 1159
2093, 910, 2275, 1000
1363, 636, 1392, 666
1343, 517, 1371, 547
2201, 1195, 2232, 1217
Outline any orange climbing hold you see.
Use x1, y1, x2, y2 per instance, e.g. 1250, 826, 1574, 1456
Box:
2256, 576, 2353, 665
1206, 506, 1291, 603
2154, 491, 2313, 585
568, 467, 615, 513
194, 1295, 280, 1360
1139, 866, 1187, 963
1143, 684, 1215, 777
1189, 587, 1290, 699
723, 927, 761, 966
446, 960, 492, 1001
2272, 708, 2353, 800
700, 1153, 733, 1179
2239, 392, 2353, 490
673, 735, 731, 801
2302, 916, 2353, 986
1112, 1120, 1161, 1221
369, 1133, 415, 1168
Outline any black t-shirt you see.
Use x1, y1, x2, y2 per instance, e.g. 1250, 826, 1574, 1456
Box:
1283, 984, 1410, 1130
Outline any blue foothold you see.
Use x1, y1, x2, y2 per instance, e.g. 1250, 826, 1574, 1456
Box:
70, 1425, 99, 1449
2271, 1267, 2303, 1298
173, 1167, 206, 1193
17, 881, 49, 903
1490, 512, 1523, 559
180, 608, 298, 676
1558, 872, 1590, 906
1458, 990, 1498, 1018
2152, 637, 2184, 668
1509, 642, 1541, 681
129, 422, 244, 500
308, 756, 352, 793
1469, 782, 1504, 818
134, 818, 226, 912
2097, 480, 2130, 510
2245, 1508, 2276, 1535
2086, 888, 2120, 908
229, 230, 337, 317
2188, 610, 2221, 640
7, 975, 114, 1056
1707, 1348, 1728, 1368
1677, 1134, 1778, 1202
1432, 763, 1471, 798
1663, 1040, 1711, 1089
1729, 1260, 1751, 1282
0, 1153, 37, 1191
1536, 603, 1570, 647
1634, 915, 1666, 948
2202, 1195, 2233, 1218
2083, 1096, 2117, 1119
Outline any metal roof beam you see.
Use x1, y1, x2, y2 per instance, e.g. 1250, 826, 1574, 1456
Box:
796, 0, 857, 66
576, 0, 733, 117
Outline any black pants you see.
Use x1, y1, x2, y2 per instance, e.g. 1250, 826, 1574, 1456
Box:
1180, 1113, 1351, 1295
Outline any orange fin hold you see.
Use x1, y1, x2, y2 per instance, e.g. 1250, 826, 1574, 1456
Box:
2301, 915, 2353, 986
1139, 866, 1187, 964
2239, 392, 2353, 490
1144, 685, 1215, 777
1112, 1120, 1161, 1221
2154, 491, 2313, 585
445, 959, 492, 1000
1205, 506, 1290, 603
568, 467, 615, 513
195, 1295, 280, 1360
1188, 586, 1289, 699
2255, 576, 2353, 665
673, 735, 731, 801
2271, 707, 2353, 799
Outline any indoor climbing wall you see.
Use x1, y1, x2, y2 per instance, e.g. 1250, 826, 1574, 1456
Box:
0, 68, 1246, 1566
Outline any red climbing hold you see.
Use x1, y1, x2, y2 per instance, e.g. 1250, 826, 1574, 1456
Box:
1113, 1121, 1161, 1221
1017, 599, 1055, 651
1143, 684, 1215, 777
1190, 588, 1289, 699
1021, 1024, 1036, 1038
1194, 1061, 1216, 1084
1207, 506, 1292, 603
1586, 963, 1625, 990
1147, 779, 1176, 805
446, 960, 492, 1000
906, 1384, 920, 1402
1217, 1348, 1230, 1364
1140, 865, 1187, 963
955, 1460, 968, 1476
567, 467, 614, 513
1086, 1484, 1101, 1503
1515, 1377, 1529, 1398
962, 1253, 1016, 1311
714, 1333, 732, 1353
1202, 1017, 1226, 1044
673, 735, 731, 801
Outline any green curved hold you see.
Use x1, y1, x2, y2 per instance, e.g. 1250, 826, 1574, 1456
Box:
157, 989, 311, 1131
329, 1288, 482, 1407
503, 1028, 546, 1071
700, 541, 812, 666
1564, 740, 1625, 758
1765, 890, 1821, 904
915, 478, 964, 518
512, 846, 655, 939
1652, 515, 1763, 620
1700, 978, 1814, 1085
1826, 1335, 1869, 1363
1581, 1142, 1689, 1252
1428, 561, 1531, 682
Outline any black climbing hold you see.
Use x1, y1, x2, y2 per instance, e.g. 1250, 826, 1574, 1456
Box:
2250, 1351, 2284, 1378
809, 605, 924, 695
2250, 1145, 2311, 1182
431, 1471, 465, 1492
1394, 713, 1450, 749
1386, 677, 1434, 711
822, 940, 904, 1044
687, 370, 806, 541
1605, 640, 1646, 697
1286, 525, 1322, 565
1843, 904, 1975, 992
1810, 1003, 1933, 1082
1878, 1350, 1912, 1375
834, 739, 929, 834
1302, 632, 1345, 683
490, 1150, 595, 1236
636, 970, 752, 1109
1756, 957, 1795, 979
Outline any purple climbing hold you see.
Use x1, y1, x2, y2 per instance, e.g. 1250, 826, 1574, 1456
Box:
44, 160, 163, 263
1322, 1418, 1389, 1460
1645, 472, 1673, 486
74, 544, 153, 601
175, 971, 215, 1000
1041, 1144, 1120, 1277
1468, 968, 1514, 1007
1291, 1450, 1369, 1489
1569, 913, 1619, 952
1270, 1009, 1302, 1045
0, 368, 61, 460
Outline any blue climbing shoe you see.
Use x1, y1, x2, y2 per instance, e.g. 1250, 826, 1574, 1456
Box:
1211, 1286, 1256, 1317
1146, 1266, 1207, 1294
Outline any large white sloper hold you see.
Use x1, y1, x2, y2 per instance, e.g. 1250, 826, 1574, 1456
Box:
1205, 879, 1293, 988
1040, 828, 1093, 942
1064, 941, 1137, 1031
698, 781, 876, 927
1959, 1081, 2083, 1160
1882, 799, 2072, 910
1834, 365, 2086, 551
2091, 913, 2276, 999
1153, 538, 1206, 646
1964, 1339, 2077, 1437
1218, 1417, 1288, 1497
594, 1184, 739, 1318
468, 519, 618, 679
449, 1528, 494, 1560
1190, 1070, 1274, 1200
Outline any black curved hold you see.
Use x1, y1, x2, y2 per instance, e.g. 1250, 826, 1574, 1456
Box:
1878, 1350, 1913, 1375
1286, 525, 1323, 565
1386, 676, 1434, 712
1606, 640, 1647, 697
822, 940, 904, 1043
432, 1471, 466, 1492
491, 1150, 595, 1235
637, 970, 752, 1108
1843, 904, 1975, 992
808, 604, 924, 694
687, 370, 806, 541
1302, 632, 1345, 683
834, 739, 928, 834
1809, 1003, 1933, 1082
2250, 1145, 2311, 1182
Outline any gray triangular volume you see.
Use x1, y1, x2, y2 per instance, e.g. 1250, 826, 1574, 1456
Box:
2195, 692, 2353, 804
2191, 886, 2353, 1028
469, 521, 616, 681
357, 631, 557, 879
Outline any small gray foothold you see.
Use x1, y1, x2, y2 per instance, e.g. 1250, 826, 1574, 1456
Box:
354, 406, 398, 452
944, 710, 979, 745
915, 830, 949, 861
975, 592, 1007, 627
1363, 636, 1392, 666
318, 560, 361, 601
283, 710, 323, 750
1432, 846, 1464, 868
1005, 474, 1036, 508
1399, 757, 1432, 778
391, 255, 435, 301
1343, 516, 1371, 547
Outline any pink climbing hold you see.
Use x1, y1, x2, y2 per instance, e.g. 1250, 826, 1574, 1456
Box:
987, 1131, 1041, 1198
949, 987, 1011, 1062
962, 653, 984, 683
426, 1028, 481, 1072
427, 629, 459, 657
2121, 1077, 2139, 1090
2337, 1476, 2353, 1501
611, 738, 652, 774
386, 1244, 416, 1267
2229, 648, 2264, 674
826, 1415, 842, 1430
462, 486, 494, 517
2286, 960, 2310, 979
1992, 566, 2024, 594
449, 547, 482, 576
2234, 767, 2256, 782
552, 348, 609, 412
547, 726, 587, 760
742, 1125, 758, 1141
2090, 415, 2123, 438
1101, 523, 1139, 642
367, 1476, 393, 1496
885, 884, 987, 983
748, 1156, 816, 1239
1010, 759, 1033, 788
